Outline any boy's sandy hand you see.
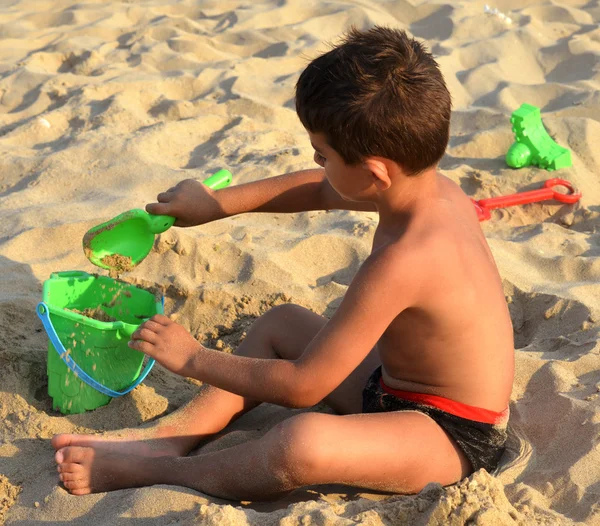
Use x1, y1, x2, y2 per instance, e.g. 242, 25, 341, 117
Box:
128, 314, 202, 378
145, 179, 224, 227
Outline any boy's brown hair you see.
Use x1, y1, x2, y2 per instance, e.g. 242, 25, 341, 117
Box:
295, 26, 451, 175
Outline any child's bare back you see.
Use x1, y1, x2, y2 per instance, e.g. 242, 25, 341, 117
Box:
373, 172, 514, 413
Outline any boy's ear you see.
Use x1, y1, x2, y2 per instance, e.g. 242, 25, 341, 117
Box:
363, 158, 392, 191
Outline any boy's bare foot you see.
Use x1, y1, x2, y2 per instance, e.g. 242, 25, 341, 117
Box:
51, 424, 192, 460
55, 445, 171, 495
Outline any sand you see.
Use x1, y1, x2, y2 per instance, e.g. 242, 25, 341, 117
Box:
0, 0, 599, 524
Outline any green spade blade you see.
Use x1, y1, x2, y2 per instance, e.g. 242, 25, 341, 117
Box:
83, 169, 232, 271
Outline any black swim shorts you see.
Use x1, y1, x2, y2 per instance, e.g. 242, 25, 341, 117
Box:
362, 367, 509, 473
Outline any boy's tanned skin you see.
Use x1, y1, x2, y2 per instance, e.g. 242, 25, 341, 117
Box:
52, 29, 514, 500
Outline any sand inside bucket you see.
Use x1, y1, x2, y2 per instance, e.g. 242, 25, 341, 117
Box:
67, 307, 117, 323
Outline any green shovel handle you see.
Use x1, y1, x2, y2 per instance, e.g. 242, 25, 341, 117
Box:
148, 169, 233, 234
203, 168, 233, 190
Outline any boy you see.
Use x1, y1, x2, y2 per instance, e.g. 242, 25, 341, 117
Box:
52, 26, 514, 500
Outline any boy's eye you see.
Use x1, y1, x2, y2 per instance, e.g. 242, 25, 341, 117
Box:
314, 151, 326, 165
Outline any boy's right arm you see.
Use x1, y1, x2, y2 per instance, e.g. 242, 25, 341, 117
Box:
146, 169, 376, 227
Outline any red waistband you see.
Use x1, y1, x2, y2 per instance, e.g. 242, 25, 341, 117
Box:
379, 377, 509, 425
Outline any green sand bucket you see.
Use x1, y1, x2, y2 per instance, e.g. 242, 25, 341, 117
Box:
36, 271, 163, 414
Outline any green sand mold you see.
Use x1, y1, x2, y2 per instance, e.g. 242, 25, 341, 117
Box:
41, 271, 163, 414
506, 103, 572, 171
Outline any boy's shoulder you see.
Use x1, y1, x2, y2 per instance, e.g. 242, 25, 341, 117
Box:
369, 202, 481, 281
354, 174, 484, 290
408, 175, 483, 246
361, 231, 434, 292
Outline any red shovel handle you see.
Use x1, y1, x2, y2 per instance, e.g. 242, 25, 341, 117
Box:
477, 178, 581, 210
473, 179, 581, 221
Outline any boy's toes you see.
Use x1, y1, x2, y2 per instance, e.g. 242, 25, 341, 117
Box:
51, 433, 77, 450
63, 479, 88, 491
59, 471, 82, 482
70, 487, 92, 496
56, 446, 93, 465
58, 463, 84, 476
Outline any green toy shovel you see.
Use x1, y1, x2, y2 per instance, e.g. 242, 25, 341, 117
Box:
83, 169, 232, 271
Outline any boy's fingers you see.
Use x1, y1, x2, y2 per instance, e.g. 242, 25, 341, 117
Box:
140, 320, 163, 333
145, 202, 170, 215
156, 191, 173, 203
131, 327, 158, 344
150, 314, 171, 325
128, 338, 156, 357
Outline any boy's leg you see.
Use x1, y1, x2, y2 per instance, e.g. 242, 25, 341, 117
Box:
52, 304, 379, 457
56, 409, 471, 498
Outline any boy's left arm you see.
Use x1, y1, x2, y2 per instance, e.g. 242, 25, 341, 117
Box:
132, 247, 420, 407
290, 246, 422, 404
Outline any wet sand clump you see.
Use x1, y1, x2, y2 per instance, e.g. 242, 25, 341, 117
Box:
101, 254, 135, 279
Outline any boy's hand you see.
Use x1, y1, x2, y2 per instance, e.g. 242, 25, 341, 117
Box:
145, 179, 224, 227
128, 314, 202, 378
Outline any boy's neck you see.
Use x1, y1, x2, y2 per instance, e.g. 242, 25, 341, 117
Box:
374, 167, 441, 228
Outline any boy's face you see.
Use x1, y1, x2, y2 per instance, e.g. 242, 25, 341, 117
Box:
307, 131, 373, 201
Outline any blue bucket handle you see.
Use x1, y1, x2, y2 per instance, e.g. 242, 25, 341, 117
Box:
36, 302, 156, 398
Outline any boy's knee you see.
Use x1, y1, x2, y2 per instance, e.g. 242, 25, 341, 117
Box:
251, 303, 305, 341
238, 304, 296, 348
265, 414, 330, 487
265, 303, 305, 322
249, 303, 302, 335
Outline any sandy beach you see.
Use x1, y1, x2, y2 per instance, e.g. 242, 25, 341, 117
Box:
1, 0, 599, 524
